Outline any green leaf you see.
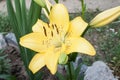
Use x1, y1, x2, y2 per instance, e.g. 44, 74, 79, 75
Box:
70, 62, 76, 80
75, 64, 82, 80
7, 0, 42, 80
0, 74, 16, 80
27, 1, 41, 33
6, 0, 20, 39
68, 53, 78, 62
33, 71, 43, 80
20, 0, 27, 34
14, 0, 23, 34
56, 72, 66, 80
54, 0, 59, 3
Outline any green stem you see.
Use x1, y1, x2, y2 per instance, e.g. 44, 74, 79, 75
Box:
80, 0, 86, 19
54, 0, 59, 3
81, 25, 90, 37
68, 62, 72, 80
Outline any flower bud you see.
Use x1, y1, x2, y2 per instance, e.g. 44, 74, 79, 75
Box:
90, 6, 120, 27
59, 53, 68, 64
34, 0, 46, 8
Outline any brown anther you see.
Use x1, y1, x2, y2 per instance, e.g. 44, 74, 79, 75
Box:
54, 24, 59, 34
52, 24, 54, 29
51, 31, 53, 37
43, 26, 47, 36
47, 22, 50, 28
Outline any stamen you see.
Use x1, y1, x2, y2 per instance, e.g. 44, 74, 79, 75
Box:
51, 31, 53, 37
54, 24, 59, 34
52, 24, 54, 29
47, 22, 50, 28
43, 26, 47, 36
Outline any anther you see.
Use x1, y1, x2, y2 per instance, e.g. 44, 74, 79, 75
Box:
47, 22, 50, 28
54, 24, 59, 34
52, 24, 54, 29
43, 26, 47, 36
51, 31, 53, 37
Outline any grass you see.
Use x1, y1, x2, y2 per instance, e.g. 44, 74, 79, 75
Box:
0, 11, 120, 77
0, 13, 12, 32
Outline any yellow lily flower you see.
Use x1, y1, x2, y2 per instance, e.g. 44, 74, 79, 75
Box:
90, 6, 120, 27
20, 4, 96, 74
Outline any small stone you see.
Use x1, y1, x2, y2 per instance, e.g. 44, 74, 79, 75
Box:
0, 33, 7, 49
80, 64, 88, 74
5, 32, 19, 52
84, 61, 118, 80
5, 32, 18, 45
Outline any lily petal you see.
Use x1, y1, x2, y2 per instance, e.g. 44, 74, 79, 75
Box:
49, 4, 69, 36
29, 53, 45, 74
32, 19, 50, 33
65, 37, 96, 56
67, 17, 88, 37
45, 47, 60, 74
90, 6, 120, 27
20, 32, 53, 52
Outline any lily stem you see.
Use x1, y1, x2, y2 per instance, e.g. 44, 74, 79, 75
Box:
67, 62, 72, 80
81, 25, 90, 37
80, 0, 86, 19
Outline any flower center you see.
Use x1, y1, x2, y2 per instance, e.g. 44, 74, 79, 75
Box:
42, 23, 65, 48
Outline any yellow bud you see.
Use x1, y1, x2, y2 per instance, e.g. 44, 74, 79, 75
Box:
34, 0, 46, 8
90, 6, 120, 27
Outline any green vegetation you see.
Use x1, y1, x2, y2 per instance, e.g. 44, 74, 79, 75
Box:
0, 13, 12, 32
0, 49, 11, 74
0, 49, 16, 80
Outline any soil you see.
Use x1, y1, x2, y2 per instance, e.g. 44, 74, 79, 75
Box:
5, 46, 29, 80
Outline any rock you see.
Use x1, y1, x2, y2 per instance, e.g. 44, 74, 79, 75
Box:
0, 32, 18, 50
84, 61, 118, 80
5, 32, 19, 52
5, 32, 18, 45
80, 64, 88, 74
0, 33, 7, 49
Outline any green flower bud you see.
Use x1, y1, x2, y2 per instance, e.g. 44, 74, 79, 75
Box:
58, 53, 68, 64
34, 0, 46, 8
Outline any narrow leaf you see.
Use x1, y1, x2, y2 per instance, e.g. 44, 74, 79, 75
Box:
6, 0, 20, 39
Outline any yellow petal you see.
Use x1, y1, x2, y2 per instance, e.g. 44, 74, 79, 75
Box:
32, 19, 50, 33
65, 37, 96, 56
67, 17, 88, 37
90, 6, 120, 27
49, 4, 69, 36
45, 47, 60, 74
20, 32, 53, 52
32, 19, 61, 39
29, 53, 45, 74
